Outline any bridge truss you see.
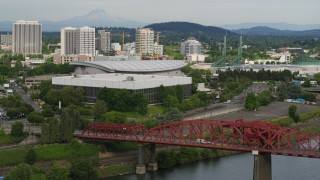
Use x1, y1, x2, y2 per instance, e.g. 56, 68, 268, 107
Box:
78, 120, 320, 158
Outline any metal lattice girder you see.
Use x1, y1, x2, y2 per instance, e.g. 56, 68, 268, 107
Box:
78, 119, 320, 159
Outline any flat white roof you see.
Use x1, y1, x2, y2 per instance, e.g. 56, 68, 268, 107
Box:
52, 74, 192, 90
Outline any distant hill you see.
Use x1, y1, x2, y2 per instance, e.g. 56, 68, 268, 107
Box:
225, 23, 320, 31
144, 22, 237, 43
0, 9, 146, 32
233, 26, 320, 37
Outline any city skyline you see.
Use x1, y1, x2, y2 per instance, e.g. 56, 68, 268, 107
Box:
1, 0, 319, 25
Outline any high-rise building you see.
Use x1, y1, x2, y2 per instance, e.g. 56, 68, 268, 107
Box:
76, 26, 95, 56
12, 20, 42, 54
180, 37, 202, 55
135, 28, 154, 56
0, 34, 12, 46
97, 30, 111, 53
61, 27, 77, 55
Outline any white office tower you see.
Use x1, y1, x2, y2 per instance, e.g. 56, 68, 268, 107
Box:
12, 20, 42, 54
76, 26, 95, 56
180, 37, 202, 55
97, 30, 111, 53
61, 27, 77, 55
135, 28, 154, 56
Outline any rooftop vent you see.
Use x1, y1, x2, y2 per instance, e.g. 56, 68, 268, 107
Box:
126, 76, 134, 81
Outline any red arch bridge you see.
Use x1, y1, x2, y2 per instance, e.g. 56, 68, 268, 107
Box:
77, 119, 320, 179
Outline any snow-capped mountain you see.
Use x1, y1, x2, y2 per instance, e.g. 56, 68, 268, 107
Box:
0, 9, 146, 32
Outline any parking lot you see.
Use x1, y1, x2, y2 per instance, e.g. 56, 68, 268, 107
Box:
214, 101, 319, 121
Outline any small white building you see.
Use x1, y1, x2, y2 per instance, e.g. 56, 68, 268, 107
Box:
279, 52, 291, 63
111, 43, 122, 51
310, 81, 317, 86
197, 83, 211, 93
154, 43, 163, 56
6, 89, 13, 96
3, 84, 10, 89
186, 54, 205, 63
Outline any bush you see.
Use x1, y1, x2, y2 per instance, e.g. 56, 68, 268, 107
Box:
5, 163, 31, 180
70, 159, 97, 180
25, 149, 36, 165
11, 122, 24, 137
102, 111, 127, 124
180, 147, 199, 161
200, 149, 213, 159
27, 112, 44, 123
46, 162, 69, 180
157, 151, 178, 168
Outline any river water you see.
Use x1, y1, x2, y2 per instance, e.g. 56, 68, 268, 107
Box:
108, 153, 320, 180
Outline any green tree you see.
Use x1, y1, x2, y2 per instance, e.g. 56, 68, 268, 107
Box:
257, 91, 271, 106
164, 95, 179, 108
6, 108, 21, 119
15, 60, 23, 72
157, 151, 177, 168
49, 118, 60, 143
244, 92, 258, 111
39, 80, 52, 99
288, 105, 299, 123
42, 105, 55, 118
157, 85, 167, 103
69, 160, 97, 180
41, 123, 50, 144
302, 79, 311, 87
27, 112, 44, 123
5, 163, 31, 180
44, 89, 60, 106
175, 85, 184, 103
60, 86, 75, 106
11, 122, 24, 137
103, 111, 127, 123
163, 108, 183, 123
25, 149, 36, 165
131, 93, 148, 115
92, 100, 107, 121
46, 162, 70, 180
301, 92, 316, 102
60, 108, 75, 143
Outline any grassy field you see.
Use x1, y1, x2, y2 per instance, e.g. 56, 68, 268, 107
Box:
270, 109, 320, 127
125, 105, 165, 119
0, 143, 99, 166
0, 134, 26, 146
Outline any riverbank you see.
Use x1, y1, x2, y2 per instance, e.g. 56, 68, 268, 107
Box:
98, 148, 240, 178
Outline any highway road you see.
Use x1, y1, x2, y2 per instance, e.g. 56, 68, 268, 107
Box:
13, 85, 42, 112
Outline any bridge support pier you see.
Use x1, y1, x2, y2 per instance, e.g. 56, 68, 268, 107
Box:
136, 144, 146, 174
253, 151, 272, 180
148, 143, 158, 171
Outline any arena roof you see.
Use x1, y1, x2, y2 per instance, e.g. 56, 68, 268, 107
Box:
70, 60, 187, 73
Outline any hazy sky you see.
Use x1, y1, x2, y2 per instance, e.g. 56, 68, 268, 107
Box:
0, 0, 319, 25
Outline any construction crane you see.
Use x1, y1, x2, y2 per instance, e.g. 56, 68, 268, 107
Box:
110, 32, 131, 51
